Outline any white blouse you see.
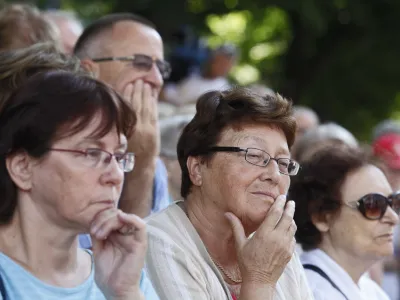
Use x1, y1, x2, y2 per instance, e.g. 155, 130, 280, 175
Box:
301, 249, 390, 300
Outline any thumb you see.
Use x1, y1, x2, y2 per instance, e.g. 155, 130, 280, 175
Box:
225, 212, 246, 251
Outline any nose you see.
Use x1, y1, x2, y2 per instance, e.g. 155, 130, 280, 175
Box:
100, 157, 124, 187
259, 158, 281, 184
143, 63, 163, 91
382, 205, 400, 225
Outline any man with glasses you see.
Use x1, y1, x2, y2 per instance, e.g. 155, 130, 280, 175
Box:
74, 13, 171, 220
74, 13, 170, 300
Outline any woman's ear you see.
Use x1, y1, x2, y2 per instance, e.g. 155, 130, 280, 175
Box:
187, 156, 203, 186
311, 212, 332, 233
5, 152, 34, 191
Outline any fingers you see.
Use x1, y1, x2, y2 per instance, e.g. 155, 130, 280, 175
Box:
91, 209, 122, 240
142, 83, 158, 123
117, 211, 147, 243
132, 80, 144, 115
258, 195, 287, 231
122, 83, 133, 104
225, 212, 246, 250
276, 200, 296, 232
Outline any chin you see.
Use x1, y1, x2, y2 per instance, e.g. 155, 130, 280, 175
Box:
242, 210, 269, 234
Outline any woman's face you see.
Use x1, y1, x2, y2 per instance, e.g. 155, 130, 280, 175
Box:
327, 165, 399, 260
198, 124, 291, 233
26, 116, 127, 232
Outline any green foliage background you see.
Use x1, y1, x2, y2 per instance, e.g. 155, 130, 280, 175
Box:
4, 0, 400, 141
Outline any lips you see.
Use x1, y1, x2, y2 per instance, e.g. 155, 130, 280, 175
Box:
251, 192, 278, 199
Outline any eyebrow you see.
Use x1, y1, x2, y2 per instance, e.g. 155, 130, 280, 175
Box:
77, 138, 127, 151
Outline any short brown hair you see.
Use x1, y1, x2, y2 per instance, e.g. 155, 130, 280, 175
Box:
0, 42, 87, 112
0, 4, 61, 51
177, 87, 296, 198
289, 144, 368, 250
0, 71, 136, 224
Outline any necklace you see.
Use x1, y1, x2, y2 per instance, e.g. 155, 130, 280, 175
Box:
211, 257, 242, 284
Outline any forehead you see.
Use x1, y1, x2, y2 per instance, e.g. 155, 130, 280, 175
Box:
219, 124, 290, 155
341, 165, 392, 202
108, 21, 163, 58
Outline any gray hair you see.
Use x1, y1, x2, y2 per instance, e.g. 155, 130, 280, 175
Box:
292, 122, 358, 161
293, 105, 320, 123
372, 119, 400, 141
160, 114, 194, 158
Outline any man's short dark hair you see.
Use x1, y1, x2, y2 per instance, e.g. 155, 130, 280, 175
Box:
74, 13, 156, 58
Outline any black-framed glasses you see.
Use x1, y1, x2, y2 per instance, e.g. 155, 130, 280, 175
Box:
48, 148, 135, 173
91, 54, 171, 80
345, 192, 400, 220
207, 146, 300, 176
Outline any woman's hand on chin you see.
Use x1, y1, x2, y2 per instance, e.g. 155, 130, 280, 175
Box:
226, 194, 296, 286
90, 208, 147, 299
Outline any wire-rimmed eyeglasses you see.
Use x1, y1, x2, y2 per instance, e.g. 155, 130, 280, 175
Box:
48, 148, 135, 172
207, 146, 300, 176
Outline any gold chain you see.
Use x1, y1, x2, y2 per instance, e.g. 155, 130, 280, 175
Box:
211, 258, 242, 284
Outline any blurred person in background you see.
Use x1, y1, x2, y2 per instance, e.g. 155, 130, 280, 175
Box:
159, 114, 194, 201
290, 144, 398, 300
293, 105, 320, 140
0, 70, 145, 300
291, 122, 358, 162
0, 3, 61, 51
162, 44, 237, 106
371, 119, 400, 300
146, 87, 312, 299
74, 13, 171, 219
0, 43, 160, 300
44, 10, 84, 54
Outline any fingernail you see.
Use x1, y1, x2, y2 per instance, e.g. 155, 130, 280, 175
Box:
224, 212, 232, 220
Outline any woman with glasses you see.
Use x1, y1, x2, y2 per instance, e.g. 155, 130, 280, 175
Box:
145, 87, 313, 299
290, 143, 399, 300
0, 70, 146, 299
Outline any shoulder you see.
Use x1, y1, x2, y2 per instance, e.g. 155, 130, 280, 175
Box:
359, 275, 390, 300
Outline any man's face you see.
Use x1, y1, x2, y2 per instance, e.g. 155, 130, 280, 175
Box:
95, 21, 164, 98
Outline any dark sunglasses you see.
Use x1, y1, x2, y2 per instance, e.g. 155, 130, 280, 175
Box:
91, 54, 171, 80
345, 192, 400, 220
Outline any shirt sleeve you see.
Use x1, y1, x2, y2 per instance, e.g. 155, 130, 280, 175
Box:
151, 158, 171, 214
145, 230, 212, 300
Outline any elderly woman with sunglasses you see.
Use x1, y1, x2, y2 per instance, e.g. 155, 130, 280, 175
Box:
0, 71, 147, 300
290, 143, 399, 300
145, 87, 313, 300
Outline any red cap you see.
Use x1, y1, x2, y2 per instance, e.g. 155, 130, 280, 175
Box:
373, 133, 400, 169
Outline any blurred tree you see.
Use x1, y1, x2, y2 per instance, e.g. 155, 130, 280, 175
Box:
4, 0, 400, 141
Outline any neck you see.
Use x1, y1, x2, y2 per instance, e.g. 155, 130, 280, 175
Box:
184, 192, 237, 265
319, 240, 375, 283
0, 197, 84, 284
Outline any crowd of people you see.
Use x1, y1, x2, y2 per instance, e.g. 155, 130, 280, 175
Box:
0, 3, 400, 300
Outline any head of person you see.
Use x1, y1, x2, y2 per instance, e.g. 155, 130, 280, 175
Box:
293, 105, 319, 139
177, 87, 298, 233
43, 10, 83, 54
0, 71, 136, 230
291, 122, 358, 162
371, 120, 400, 191
0, 42, 86, 112
160, 114, 194, 200
204, 44, 237, 79
290, 144, 399, 263
74, 13, 170, 97
0, 4, 61, 51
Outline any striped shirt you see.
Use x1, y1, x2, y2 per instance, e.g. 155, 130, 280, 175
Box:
145, 202, 314, 300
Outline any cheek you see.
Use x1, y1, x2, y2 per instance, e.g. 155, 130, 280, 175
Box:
280, 176, 290, 195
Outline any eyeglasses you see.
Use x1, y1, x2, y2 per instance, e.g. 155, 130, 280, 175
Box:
91, 54, 171, 80
345, 192, 400, 220
48, 148, 135, 173
206, 146, 300, 176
